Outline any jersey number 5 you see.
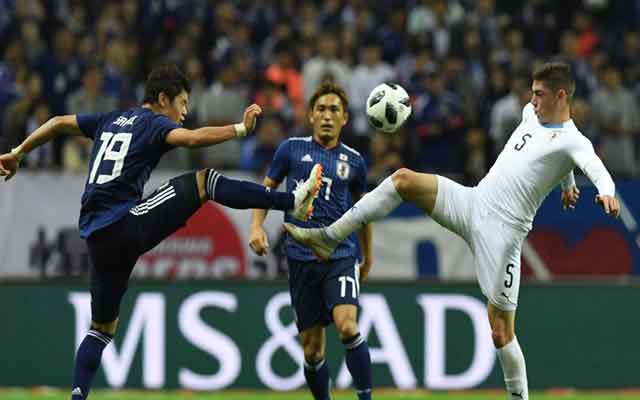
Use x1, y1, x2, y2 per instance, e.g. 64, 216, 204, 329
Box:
89, 132, 132, 184
514, 133, 532, 151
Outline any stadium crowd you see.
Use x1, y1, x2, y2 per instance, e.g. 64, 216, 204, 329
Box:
1, 0, 640, 186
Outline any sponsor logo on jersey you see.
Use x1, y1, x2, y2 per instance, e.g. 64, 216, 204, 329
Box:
301, 154, 313, 162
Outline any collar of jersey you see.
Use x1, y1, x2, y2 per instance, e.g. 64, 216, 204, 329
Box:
541, 120, 573, 129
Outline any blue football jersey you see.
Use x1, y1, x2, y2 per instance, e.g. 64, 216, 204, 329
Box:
76, 107, 179, 238
267, 136, 367, 261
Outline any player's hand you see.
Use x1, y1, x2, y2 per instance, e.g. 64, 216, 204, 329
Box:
595, 194, 620, 218
242, 104, 262, 134
249, 226, 269, 256
560, 185, 580, 211
358, 260, 372, 285
0, 152, 20, 181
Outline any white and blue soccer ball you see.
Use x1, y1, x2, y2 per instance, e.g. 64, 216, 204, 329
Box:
365, 82, 412, 134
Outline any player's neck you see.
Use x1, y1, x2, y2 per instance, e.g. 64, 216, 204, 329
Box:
546, 108, 571, 125
142, 103, 165, 116
313, 135, 339, 150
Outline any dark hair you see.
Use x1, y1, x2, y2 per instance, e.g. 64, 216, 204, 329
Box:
308, 82, 349, 111
532, 62, 575, 101
143, 64, 191, 104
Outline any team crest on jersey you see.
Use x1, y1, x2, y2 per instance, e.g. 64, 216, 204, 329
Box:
548, 130, 561, 140
336, 161, 350, 179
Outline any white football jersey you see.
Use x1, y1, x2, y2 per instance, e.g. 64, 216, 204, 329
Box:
477, 103, 615, 231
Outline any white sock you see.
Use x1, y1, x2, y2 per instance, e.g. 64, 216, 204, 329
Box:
326, 176, 403, 241
496, 337, 529, 400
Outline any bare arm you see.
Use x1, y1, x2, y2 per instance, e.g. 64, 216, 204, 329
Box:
249, 176, 281, 256
0, 115, 83, 181
165, 104, 262, 148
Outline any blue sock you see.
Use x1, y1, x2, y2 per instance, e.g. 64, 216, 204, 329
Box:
303, 358, 331, 400
71, 329, 112, 400
343, 333, 372, 400
205, 169, 294, 210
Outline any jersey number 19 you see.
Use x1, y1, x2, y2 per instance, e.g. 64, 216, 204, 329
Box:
88, 132, 132, 184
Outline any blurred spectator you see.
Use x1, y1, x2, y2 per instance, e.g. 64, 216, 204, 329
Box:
464, 127, 488, 185
253, 79, 294, 123
466, 0, 503, 48
66, 65, 117, 115
442, 54, 479, 126
573, 11, 600, 58
183, 56, 207, 127
239, 114, 286, 174
25, 99, 54, 168
265, 41, 303, 120
197, 63, 248, 168
461, 28, 489, 99
411, 66, 466, 174
302, 30, 351, 101
198, 63, 249, 126
0, 0, 638, 176
491, 27, 533, 76
349, 40, 395, 136
555, 30, 594, 99
367, 132, 403, 186
616, 31, 640, 89
64, 65, 117, 172
1, 72, 42, 153
489, 76, 531, 156
590, 64, 640, 178
35, 27, 80, 116
0, 38, 26, 122
571, 97, 598, 140
20, 18, 45, 63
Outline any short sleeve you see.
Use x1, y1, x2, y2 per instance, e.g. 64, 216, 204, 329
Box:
266, 140, 290, 183
349, 156, 368, 197
149, 115, 180, 149
76, 113, 110, 140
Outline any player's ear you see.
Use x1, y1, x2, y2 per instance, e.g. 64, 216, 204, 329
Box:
158, 92, 168, 107
341, 110, 349, 126
308, 111, 315, 125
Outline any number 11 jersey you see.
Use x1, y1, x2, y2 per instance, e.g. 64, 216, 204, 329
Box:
76, 108, 179, 238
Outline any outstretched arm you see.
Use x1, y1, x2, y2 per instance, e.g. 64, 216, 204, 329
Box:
567, 136, 619, 217
0, 115, 83, 181
166, 104, 262, 147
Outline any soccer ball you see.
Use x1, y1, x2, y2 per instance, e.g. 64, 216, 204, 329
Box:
366, 83, 412, 133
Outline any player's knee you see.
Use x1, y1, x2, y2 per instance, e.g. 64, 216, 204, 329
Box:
491, 326, 514, 348
335, 318, 359, 340
391, 168, 416, 197
91, 319, 118, 336
302, 343, 325, 362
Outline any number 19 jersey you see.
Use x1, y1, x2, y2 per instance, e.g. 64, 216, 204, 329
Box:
76, 107, 179, 238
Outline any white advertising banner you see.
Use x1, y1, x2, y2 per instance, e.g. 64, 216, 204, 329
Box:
0, 171, 476, 280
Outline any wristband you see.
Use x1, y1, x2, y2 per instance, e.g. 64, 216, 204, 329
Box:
234, 123, 247, 137
10, 146, 25, 163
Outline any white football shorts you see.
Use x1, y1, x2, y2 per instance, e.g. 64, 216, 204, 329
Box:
430, 175, 528, 311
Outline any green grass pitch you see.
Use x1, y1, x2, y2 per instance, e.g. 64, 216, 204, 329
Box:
3, 389, 640, 400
